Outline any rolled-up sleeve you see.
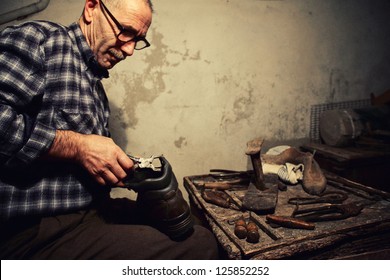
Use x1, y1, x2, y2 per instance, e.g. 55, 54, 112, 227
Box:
0, 25, 56, 168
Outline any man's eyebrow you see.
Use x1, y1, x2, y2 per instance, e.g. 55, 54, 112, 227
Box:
123, 25, 137, 33
123, 25, 147, 38
121, 22, 144, 33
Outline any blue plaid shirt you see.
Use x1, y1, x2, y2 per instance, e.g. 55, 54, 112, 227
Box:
0, 21, 111, 221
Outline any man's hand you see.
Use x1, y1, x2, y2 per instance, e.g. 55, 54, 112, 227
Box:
44, 130, 134, 186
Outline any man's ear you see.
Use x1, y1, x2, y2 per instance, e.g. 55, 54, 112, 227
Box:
83, 0, 99, 23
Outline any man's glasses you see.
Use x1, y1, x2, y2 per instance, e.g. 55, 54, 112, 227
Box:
100, 1, 150, 50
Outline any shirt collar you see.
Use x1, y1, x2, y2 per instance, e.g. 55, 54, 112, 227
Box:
69, 22, 109, 79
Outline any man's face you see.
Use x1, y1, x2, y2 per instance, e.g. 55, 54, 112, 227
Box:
90, 0, 152, 69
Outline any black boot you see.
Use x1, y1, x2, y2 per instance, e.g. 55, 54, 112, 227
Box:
124, 157, 194, 240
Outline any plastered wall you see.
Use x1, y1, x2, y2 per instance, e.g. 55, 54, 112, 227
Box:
1, 0, 390, 199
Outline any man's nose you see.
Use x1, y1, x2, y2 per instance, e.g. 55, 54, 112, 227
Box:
121, 41, 136, 56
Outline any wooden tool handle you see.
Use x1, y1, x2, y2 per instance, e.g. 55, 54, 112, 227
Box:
201, 190, 231, 208
266, 214, 315, 230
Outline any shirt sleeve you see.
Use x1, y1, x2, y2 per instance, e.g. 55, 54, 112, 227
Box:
0, 24, 56, 168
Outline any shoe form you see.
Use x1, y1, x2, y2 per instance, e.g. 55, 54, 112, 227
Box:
262, 147, 327, 195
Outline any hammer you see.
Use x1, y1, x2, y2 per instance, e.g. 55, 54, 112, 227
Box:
245, 137, 266, 190
243, 137, 278, 213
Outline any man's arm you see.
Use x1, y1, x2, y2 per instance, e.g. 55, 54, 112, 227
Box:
44, 130, 134, 186
0, 24, 54, 168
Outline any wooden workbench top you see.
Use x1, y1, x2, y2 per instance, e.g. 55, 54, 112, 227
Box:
184, 174, 390, 259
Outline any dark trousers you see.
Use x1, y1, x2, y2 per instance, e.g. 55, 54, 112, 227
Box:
0, 202, 219, 260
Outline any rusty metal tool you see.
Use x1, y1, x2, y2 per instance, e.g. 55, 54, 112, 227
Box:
292, 200, 376, 222
327, 180, 382, 201
127, 154, 163, 171
288, 191, 348, 205
209, 169, 252, 180
249, 212, 281, 240
266, 214, 315, 230
192, 169, 251, 190
324, 171, 390, 201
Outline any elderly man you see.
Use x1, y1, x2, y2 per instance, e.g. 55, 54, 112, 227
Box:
0, 0, 218, 259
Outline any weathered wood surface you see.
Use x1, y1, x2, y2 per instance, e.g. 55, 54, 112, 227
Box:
183, 174, 390, 259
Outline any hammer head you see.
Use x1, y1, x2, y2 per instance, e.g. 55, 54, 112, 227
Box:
245, 138, 264, 155
242, 174, 279, 214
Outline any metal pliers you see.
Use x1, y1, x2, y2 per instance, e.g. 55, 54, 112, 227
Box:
292, 200, 376, 222
288, 191, 348, 205
127, 154, 163, 171
123, 155, 172, 192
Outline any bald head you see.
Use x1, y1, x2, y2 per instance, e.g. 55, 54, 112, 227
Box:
80, 0, 153, 69
106, 0, 153, 12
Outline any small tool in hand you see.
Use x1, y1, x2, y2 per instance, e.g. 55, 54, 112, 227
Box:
127, 154, 163, 171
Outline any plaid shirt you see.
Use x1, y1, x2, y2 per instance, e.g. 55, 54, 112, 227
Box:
0, 21, 111, 221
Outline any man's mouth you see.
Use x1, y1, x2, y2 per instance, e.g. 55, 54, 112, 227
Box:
108, 49, 125, 61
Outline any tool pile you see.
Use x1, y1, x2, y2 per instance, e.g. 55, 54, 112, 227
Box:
192, 137, 383, 245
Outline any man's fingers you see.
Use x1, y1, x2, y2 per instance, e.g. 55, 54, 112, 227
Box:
97, 158, 133, 186
109, 163, 128, 183
95, 175, 107, 186
97, 168, 121, 186
118, 154, 134, 171
75, 134, 134, 186
110, 154, 134, 184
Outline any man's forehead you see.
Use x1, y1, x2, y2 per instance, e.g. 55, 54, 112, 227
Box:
120, 0, 152, 15
117, 0, 152, 29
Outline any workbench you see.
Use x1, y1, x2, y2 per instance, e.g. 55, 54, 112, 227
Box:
183, 174, 390, 259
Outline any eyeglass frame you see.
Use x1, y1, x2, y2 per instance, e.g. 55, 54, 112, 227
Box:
100, 0, 151, 50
